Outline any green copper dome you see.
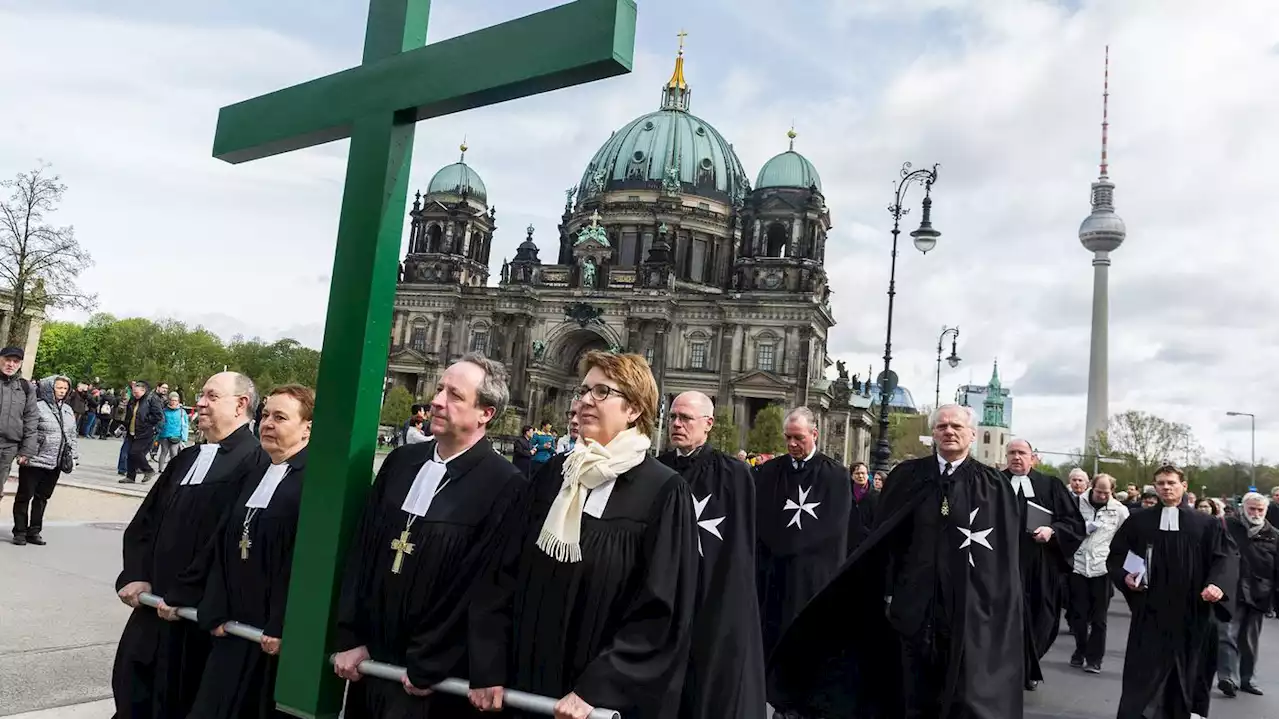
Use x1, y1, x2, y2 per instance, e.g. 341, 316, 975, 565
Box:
756, 131, 822, 191
426, 144, 487, 202
576, 50, 750, 205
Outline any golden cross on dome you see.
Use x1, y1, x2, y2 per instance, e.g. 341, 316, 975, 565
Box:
589, 209, 602, 226
677, 29, 687, 53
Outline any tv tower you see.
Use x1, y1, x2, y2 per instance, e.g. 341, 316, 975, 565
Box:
1079, 47, 1126, 449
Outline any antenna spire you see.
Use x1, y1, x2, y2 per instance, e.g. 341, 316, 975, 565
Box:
1099, 46, 1109, 177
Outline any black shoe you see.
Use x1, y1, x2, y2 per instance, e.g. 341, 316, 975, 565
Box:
117, 471, 126, 476
1242, 684, 1264, 696
142, 473, 154, 484
10, 534, 26, 546
1025, 679, 1039, 691
1084, 663, 1102, 674
1219, 679, 1238, 697
1070, 653, 1085, 668
118, 477, 135, 484
26, 534, 45, 546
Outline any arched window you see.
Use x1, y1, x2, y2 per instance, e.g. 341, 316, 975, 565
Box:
983, 431, 991, 444
766, 223, 788, 257
427, 224, 443, 253
755, 330, 779, 372
687, 331, 710, 369
470, 328, 489, 355
410, 319, 428, 352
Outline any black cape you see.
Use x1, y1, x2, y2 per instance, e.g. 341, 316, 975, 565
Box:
658, 446, 766, 719
1001, 469, 1085, 682
470, 454, 698, 719
1107, 505, 1237, 719
112, 424, 262, 719
335, 438, 525, 718
768, 455, 1024, 718
189, 447, 308, 719
755, 452, 851, 656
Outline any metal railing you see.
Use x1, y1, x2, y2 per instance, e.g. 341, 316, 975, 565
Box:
136, 592, 620, 718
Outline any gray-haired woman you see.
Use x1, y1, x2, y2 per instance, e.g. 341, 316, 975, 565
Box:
12, 375, 78, 546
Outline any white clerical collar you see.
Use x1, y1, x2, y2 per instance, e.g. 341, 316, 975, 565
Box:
937, 455, 965, 475
1160, 506, 1180, 532
246, 462, 290, 508
1010, 474, 1035, 498
180, 444, 221, 486
402, 442, 471, 517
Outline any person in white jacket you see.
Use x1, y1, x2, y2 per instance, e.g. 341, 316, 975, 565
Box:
1067, 473, 1129, 674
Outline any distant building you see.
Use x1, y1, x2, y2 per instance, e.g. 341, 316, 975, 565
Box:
956, 367, 1013, 427
972, 361, 1010, 468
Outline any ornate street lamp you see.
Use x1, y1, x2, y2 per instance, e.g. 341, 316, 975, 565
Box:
872, 162, 941, 474
935, 326, 961, 408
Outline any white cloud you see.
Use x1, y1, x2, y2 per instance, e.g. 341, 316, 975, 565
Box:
2, 0, 1276, 465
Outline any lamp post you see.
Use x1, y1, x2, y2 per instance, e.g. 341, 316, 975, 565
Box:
1226, 410, 1256, 494
935, 326, 961, 408
872, 162, 941, 474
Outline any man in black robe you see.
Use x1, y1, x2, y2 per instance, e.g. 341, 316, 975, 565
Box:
848, 461, 878, 555
755, 406, 852, 658
658, 391, 765, 719
112, 371, 263, 719
1108, 464, 1236, 719
767, 404, 1025, 718
332, 352, 526, 717
1002, 439, 1085, 690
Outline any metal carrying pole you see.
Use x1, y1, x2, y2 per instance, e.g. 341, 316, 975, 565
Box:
136, 593, 620, 719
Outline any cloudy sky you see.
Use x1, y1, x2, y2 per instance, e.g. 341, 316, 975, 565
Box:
2, 0, 1276, 464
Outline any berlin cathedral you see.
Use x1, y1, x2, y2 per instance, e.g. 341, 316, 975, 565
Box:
386, 44, 874, 462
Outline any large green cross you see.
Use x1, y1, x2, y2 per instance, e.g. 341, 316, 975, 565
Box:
212, 2, 636, 716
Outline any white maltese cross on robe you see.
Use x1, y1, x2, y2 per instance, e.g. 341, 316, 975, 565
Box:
956, 506, 994, 567
784, 485, 821, 529
692, 493, 725, 556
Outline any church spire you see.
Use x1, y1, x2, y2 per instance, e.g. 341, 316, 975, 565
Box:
982, 359, 1007, 428
659, 31, 691, 111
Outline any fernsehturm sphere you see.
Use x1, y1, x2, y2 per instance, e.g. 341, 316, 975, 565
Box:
1079, 47, 1125, 449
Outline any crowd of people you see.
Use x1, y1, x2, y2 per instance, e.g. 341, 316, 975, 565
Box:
100, 351, 1275, 719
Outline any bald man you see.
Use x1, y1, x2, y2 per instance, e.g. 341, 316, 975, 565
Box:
658, 392, 765, 719
113, 372, 265, 719
1002, 439, 1086, 691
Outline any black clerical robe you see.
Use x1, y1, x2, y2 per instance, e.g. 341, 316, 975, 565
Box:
189, 448, 307, 719
112, 424, 263, 719
335, 438, 524, 718
755, 452, 851, 656
659, 446, 766, 719
1001, 469, 1085, 683
470, 454, 698, 719
768, 455, 1024, 719
1107, 505, 1237, 719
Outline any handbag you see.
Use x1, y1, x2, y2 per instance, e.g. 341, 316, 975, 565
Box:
46, 400, 75, 474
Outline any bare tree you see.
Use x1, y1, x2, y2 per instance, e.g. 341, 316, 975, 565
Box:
1104, 409, 1203, 475
0, 162, 96, 346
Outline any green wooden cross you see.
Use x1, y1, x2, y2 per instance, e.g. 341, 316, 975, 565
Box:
211, 2, 635, 716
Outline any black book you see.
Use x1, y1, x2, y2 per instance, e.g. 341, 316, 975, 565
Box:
1025, 500, 1053, 533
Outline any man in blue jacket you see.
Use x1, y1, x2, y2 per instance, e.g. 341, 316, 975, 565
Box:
0, 347, 38, 485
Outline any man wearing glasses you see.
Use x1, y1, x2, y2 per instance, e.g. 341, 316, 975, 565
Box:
658, 391, 765, 719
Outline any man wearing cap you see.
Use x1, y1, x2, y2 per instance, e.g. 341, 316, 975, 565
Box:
0, 346, 39, 486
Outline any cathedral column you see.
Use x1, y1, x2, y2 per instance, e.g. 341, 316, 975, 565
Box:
462, 221, 474, 259
790, 217, 803, 258
796, 327, 812, 407
652, 321, 670, 400
391, 311, 405, 348
432, 313, 445, 354
511, 321, 531, 401
752, 219, 762, 256
717, 323, 734, 407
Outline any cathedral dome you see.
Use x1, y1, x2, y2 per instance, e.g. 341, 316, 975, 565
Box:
576, 46, 750, 205
756, 130, 822, 192
426, 143, 487, 203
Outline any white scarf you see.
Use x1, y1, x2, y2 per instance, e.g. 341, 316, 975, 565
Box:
536, 427, 650, 563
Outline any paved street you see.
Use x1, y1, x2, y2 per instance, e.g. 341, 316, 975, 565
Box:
1, 439, 1276, 717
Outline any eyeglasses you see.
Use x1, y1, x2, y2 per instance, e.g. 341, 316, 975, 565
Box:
670, 412, 709, 425
573, 384, 627, 403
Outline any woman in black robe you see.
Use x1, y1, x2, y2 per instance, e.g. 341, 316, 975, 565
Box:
469, 351, 698, 719
188, 384, 314, 719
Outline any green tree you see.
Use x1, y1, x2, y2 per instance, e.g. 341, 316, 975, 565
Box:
491, 406, 523, 437
746, 404, 786, 455
886, 412, 929, 461
379, 386, 413, 426
1104, 410, 1201, 478
32, 320, 93, 379
708, 409, 740, 453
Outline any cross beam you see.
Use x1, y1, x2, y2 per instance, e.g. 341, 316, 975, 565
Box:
215, 0, 636, 163
208, 2, 637, 717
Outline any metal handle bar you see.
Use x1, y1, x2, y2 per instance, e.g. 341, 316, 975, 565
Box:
135, 592, 620, 718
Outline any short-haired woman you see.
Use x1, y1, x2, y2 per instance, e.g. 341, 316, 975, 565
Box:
470, 351, 698, 719
190, 384, 313, 719
11, 375, 78, 546
156, 392, 190, 473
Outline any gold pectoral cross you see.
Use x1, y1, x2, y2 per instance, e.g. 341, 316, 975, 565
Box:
239, 535, 252, 560
941, 497, 950, 517
390, 529, 416, 574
